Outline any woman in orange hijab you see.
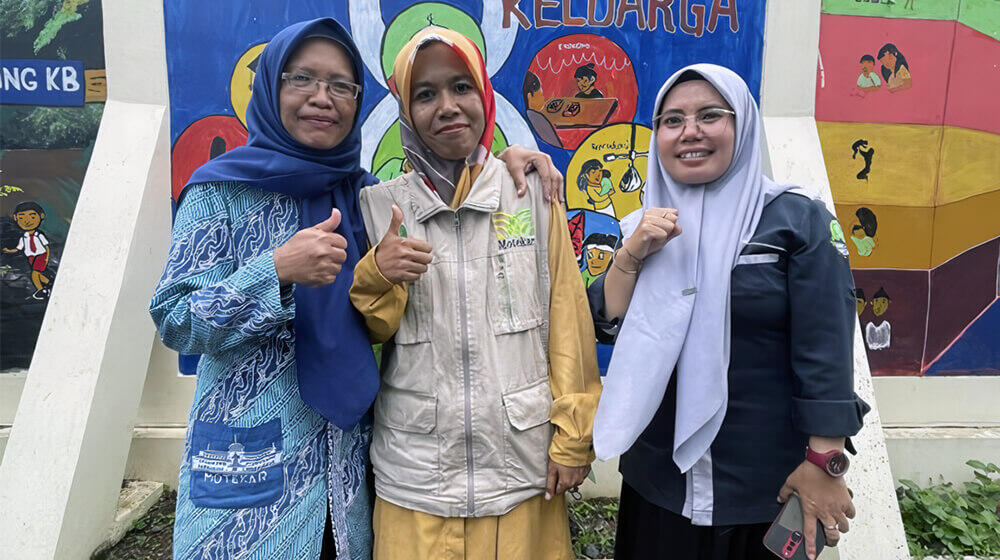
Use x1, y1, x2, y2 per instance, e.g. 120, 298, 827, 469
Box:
349, 27, 602, 560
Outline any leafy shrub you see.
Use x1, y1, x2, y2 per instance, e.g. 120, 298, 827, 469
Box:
898, 460, 1000, 559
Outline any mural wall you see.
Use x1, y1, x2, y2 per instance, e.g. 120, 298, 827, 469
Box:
816, 0, 1000, 376
0, 0, 107, 371
163, 0, 767, 374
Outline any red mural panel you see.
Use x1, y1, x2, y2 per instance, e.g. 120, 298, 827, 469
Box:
923, 237, 1000, 367
852, 269, 928, 376
170, 115, 249, 201
524, 34, 638, 150
816, 14, 955, 126
944, 23, 1000, 136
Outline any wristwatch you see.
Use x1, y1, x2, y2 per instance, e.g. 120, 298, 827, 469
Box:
805, 446, 850, 477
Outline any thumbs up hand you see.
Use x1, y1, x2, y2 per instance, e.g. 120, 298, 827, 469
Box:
273, 208, 349, 287
374, 204, 433, 284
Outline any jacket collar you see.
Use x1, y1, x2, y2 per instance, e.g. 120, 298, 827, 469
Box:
409, 155, 501, 223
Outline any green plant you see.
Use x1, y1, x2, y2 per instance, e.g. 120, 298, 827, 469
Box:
898, 460, 1000, 559
568, 498, 618, 558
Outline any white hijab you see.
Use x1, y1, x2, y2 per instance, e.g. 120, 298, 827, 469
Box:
593, 64, 805, 471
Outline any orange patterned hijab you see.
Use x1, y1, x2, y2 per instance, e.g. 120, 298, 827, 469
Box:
387, 26, 496, 208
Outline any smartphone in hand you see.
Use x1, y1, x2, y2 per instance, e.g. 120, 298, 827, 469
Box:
763, 494, 826, 559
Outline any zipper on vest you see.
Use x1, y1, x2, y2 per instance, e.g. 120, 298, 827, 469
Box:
455, 211, 476, 515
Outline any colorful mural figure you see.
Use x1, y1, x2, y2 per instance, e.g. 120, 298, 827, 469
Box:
573, 63, 604, 98
524, 34, 638, 150
3, 202, 52, 300
850, 206, 878, 256
163, 0, 768, 375
576, 159, 616, 217
565, 123, 650, 221
865, 286, 892, 350
877, 42, 912, 92
818, 1, 999, 375
857, 55, 883, 91
0, 0, 106, 371
580, 232, 617, 287
851, 138, 875, 180
855, 287, 867, 315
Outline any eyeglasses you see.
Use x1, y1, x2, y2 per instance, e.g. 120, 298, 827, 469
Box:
281, 72, 361, 101
654, 107, 735, 132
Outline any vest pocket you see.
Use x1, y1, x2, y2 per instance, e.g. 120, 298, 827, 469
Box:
487, 250, 543, 335
395, 278, 432, 344
188, 419, 284, 509
376, 384, 438, 433
372, 385, 440, 489
502, 379, 553, 485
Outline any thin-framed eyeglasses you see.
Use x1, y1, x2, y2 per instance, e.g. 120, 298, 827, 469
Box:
281, 72, 362, 101
654, 107, 735, 133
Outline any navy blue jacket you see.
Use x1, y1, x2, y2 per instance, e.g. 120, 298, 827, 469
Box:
589, 192, 870, 526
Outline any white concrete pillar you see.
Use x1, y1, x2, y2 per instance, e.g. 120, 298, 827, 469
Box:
760, 1, 910, 559
0, 1, 172, 558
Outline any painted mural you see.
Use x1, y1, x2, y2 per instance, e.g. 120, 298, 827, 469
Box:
164, 0, 767, 374
817, 0, 1000, 376
0, 0, 107, 371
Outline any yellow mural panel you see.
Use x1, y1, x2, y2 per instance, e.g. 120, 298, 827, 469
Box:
931, 189, 1000, 267
937, 126, 1000, 205
834, 204, 934, 270
819, 122, 941, 208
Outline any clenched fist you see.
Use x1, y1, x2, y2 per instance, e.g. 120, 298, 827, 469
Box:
273, 209, 348, 287
374, 204, 433, 284
622, 207, 682, 261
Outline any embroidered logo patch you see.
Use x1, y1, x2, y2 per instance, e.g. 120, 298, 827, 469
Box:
829, 219, 849, 258
493, 209, 535, 249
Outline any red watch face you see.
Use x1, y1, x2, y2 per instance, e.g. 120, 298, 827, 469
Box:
827, 453, 850, 476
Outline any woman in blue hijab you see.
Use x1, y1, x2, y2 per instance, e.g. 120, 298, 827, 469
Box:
150, 18, 560, 560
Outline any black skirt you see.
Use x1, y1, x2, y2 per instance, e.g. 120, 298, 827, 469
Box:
615, 482, 775, 560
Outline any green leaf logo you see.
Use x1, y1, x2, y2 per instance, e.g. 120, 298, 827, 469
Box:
493, 209, 534, 241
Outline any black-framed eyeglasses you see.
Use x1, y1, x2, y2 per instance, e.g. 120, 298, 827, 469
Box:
654, 107, 735, 131
281, 72, 361, 101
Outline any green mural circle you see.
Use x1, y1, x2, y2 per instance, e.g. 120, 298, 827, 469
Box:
371, 121, 509, 183
380, 3, 486, 82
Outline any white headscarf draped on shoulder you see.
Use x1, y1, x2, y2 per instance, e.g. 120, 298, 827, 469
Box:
593, 64, 807, 471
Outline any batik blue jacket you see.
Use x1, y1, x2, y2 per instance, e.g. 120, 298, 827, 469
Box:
150, 181, 372, 560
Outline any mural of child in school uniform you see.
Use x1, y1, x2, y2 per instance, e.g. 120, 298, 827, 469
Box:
878, 43, 912, 92
2, 202, 53, 300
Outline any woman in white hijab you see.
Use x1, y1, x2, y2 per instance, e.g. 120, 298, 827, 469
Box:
587, 64, 868, 560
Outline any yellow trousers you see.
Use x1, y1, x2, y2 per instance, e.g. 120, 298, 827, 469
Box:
373, 494, 574, 560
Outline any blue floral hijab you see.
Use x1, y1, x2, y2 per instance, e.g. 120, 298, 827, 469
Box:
183, 18, 378, 430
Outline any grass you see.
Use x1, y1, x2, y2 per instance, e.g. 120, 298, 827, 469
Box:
569, 498, 619, 559
92, 490, 175, 560
94, 492, 619, 559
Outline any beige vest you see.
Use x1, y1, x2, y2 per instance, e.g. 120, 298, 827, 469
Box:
358, 156, 553, 517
